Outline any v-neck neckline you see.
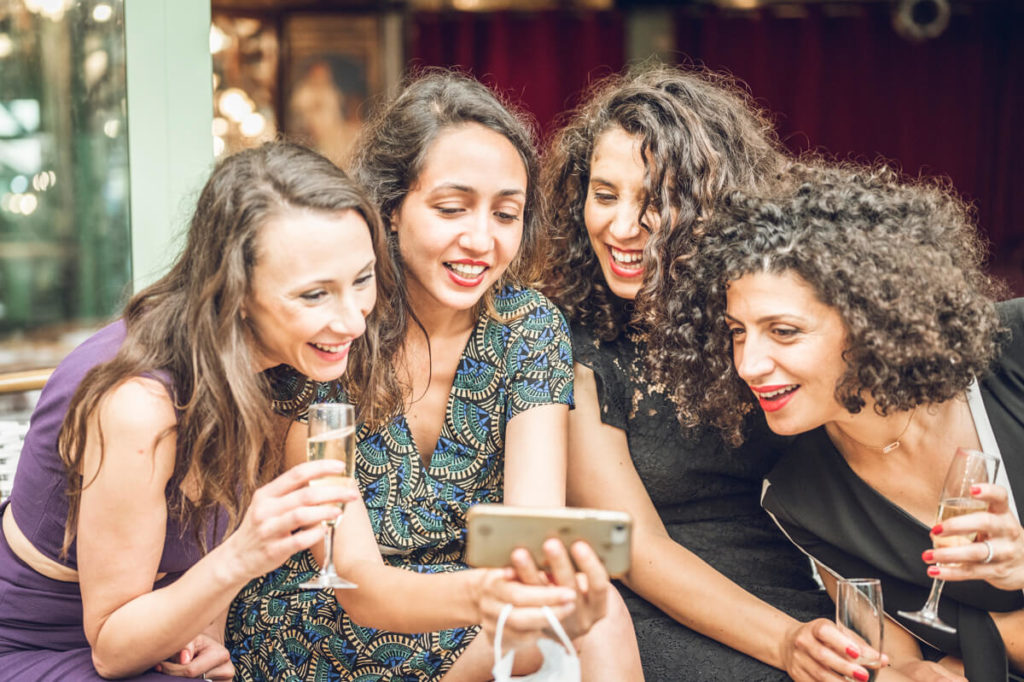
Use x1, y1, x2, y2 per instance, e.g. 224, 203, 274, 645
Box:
403, 308, 487, 473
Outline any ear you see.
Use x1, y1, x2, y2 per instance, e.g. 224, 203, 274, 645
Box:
240, 303, 249, 320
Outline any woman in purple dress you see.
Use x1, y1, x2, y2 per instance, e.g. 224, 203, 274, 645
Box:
0, 141, 605, 681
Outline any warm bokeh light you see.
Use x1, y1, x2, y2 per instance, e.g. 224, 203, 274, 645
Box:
92, 3, 113, 22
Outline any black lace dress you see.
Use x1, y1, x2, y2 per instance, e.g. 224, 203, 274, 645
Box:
573, 321, 832, 681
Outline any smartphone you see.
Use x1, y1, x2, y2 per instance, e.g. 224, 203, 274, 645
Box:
465, 504, 632, 578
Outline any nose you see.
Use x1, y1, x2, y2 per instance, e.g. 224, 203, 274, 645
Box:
609, 202, 645, 242
328, 293, 367, 339
734, 333, 774, 384
458, 211, 495, 254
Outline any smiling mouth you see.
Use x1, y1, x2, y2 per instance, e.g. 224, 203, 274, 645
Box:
310, 341, 350, 354
608, 245, 644, 277
750, 384, 799, 412
444, 262, 488, 278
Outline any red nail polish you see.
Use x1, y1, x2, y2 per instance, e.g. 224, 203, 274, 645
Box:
927, 566, 941, 577
931, 524, 943, 535
853, 670, 869, 682
970, 485, 982, 495
922, 550, 934, 562
845, 645, 860, 658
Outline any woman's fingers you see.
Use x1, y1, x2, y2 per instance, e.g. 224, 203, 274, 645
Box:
542, 539, 577, 589
924, 486, 1024, 589
787, 619, 880, 682
569, 541, 608, 598
510, 547, 548, 586
156, 635, 233, 679
488, 571, 576, 608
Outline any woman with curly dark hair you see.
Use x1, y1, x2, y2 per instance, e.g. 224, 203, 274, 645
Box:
647, 162, 1023, 680
540, 65, 870, 680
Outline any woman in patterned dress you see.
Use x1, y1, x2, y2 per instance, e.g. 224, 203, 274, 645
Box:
228, 72, 642, 681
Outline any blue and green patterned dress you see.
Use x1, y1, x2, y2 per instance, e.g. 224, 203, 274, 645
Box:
227, 286, 574, 681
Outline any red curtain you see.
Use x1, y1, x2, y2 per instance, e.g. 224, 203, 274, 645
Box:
411, 5, 1022, 292
675, 2, 1023, 291
410, 10, 626, 137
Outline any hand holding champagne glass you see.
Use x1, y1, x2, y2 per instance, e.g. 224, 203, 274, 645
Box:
300, 403, 359, 590
836, 579, 884, 682
897, 448, 1000, 632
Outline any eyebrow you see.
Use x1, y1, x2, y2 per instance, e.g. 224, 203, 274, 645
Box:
724, 312, 810, 325
589, 176, 616, 188
431, 183, 525, 198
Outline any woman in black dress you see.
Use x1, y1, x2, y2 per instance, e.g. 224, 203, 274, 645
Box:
541, 65, 866, 681
648, 162, 1022, 680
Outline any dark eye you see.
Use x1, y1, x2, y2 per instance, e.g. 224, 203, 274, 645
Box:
773, 327, 799, 338
494, 211, 520, 224
436, 206, 463, 216
728, 326, 745, 339
593, 192, 616, 203
354, 272, 374, 287
300, 289, 327, 302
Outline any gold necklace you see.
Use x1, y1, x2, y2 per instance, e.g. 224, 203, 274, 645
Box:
836, 407, 918, 454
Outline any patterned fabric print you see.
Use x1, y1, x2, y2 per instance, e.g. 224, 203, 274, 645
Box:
228, 551, 472, 682
228, 286, 574, 681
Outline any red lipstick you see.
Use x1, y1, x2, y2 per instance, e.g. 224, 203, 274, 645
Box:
749, 384, 798, 413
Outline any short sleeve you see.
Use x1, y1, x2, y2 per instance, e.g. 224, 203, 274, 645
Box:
570, 321, 629, 430
501, 289, 575, 422
266, 364, 346, 424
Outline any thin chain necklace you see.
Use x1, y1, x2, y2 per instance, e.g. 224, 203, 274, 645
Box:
835, 407, 918, 454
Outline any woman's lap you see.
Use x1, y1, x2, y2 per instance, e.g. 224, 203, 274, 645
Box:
228, 550, 478, 681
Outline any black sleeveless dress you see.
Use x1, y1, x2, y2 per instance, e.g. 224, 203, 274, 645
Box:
573, 321, 833, 681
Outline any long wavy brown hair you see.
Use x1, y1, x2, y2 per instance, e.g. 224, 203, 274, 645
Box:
646, 162, 1007, 446
350, 69, 545, 407
541, 63, 786, 340
58, 141, 396, 555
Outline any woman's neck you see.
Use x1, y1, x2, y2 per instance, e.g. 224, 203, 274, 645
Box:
405, 285, 479, 341
825, 396, 980, 523
826, 397, 977, 468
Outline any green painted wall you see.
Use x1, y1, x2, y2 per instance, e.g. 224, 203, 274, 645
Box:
125, 0, 213, 291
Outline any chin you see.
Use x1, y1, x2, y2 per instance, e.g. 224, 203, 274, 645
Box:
763, 416, 810, 437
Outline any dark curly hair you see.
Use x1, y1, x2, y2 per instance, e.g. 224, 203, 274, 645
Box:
647, 162, 1007, 446
541, 63, 785, 341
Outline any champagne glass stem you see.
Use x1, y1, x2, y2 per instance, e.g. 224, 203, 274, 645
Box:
919, 577, 946, 618
322, 519, 338, 578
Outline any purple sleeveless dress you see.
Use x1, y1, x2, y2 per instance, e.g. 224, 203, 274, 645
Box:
0, 321, 203, 680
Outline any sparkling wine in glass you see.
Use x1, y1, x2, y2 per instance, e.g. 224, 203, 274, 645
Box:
300, 403, 358, 590
897, 447, 999, 633
836, 578, 884, 682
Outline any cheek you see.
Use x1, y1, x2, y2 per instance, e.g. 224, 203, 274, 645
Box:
364, 288, 378, 315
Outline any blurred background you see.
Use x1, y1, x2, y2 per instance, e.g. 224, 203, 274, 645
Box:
0, 0, 1021, 455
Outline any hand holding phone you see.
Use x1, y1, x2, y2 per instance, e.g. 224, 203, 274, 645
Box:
465, 505, 632, 578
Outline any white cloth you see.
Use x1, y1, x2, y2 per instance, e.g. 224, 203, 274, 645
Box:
491, 604, 581, 682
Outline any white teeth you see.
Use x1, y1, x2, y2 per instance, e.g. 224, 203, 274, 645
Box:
755, 386, 797, 399
447, 262, 486, 277
312, 342, 347, 353
609, 246, 643, 265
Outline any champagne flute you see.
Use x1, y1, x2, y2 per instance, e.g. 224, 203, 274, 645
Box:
300, 403, 358, 590
897, 447, 1000, 633
836, 578, 884, 681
